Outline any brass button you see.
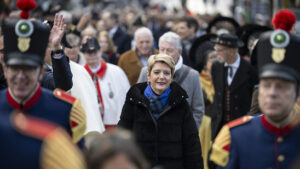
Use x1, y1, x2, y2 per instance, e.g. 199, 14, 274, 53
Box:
278, 155, 285, 162
277, 137, 284, 143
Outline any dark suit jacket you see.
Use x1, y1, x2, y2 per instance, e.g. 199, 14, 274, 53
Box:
112, 27, 132, 55
211, 58, 258, 139
41, 52, 73, 91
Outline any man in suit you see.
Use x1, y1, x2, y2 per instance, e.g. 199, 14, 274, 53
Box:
102, 11, 132, 55
210, 33, 258, 139
175, 16, 199, 66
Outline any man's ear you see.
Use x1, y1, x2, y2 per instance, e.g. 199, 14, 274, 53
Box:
178, 49, 182, 55
38, 66, 46, 81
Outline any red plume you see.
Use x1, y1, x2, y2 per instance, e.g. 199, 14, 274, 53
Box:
272, 9, 296, 32
16, 0, 37, 19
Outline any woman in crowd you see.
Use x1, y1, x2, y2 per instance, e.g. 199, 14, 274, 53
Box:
98, 31, 119, 65
118, 54, 203, 169
85, 129, 149, 169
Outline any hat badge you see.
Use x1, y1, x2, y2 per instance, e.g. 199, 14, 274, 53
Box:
15, 20, 34, 52
270, 30, 290, 63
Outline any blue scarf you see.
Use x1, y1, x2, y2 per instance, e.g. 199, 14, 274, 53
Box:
144, 84, 171, 119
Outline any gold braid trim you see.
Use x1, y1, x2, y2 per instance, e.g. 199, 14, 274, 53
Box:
40, 128, 86, 169
210, 116, 251, 167
200, 71, 215, 103
70, 100, 87, 143
210, 126, 230, 167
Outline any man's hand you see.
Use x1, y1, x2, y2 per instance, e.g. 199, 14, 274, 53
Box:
49, 14, 66, 51
76, 14, 91, 31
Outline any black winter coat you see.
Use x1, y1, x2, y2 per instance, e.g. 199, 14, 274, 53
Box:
118, 82, 203, 169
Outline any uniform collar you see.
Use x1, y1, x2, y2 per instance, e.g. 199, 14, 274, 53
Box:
7, 84, 42, 110
261, 112, 300, 136
84, 61, 107, 79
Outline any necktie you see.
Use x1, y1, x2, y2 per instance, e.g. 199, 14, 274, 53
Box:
227, 66, 233, 78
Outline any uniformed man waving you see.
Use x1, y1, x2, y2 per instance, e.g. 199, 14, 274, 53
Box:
0, 0, 86, 147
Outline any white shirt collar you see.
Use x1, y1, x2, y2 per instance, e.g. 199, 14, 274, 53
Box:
175, 55, 183, 72
109, 26, 118, 38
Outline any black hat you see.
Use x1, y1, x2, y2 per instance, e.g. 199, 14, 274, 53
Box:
62, 29, 81, 48
211, 33, 244, 48
256, 29, 300, 82
189, 34, 217, 72
2, 0, 50, 67
2, 19, 50, 67
236, 24, 272, 56
206, 16, 240, 34
81, 37, 100, 53
133, 16, 143, 26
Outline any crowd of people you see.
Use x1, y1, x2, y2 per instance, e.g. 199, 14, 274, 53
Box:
1, 0, 300, 169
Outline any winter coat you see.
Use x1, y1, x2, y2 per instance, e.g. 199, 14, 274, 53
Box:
118, 82, 203, 169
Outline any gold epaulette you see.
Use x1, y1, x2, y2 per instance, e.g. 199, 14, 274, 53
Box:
12, 112, 58, 140
53, 89, 86, 143
40, 127, 86, 169
12, 111, 86, 169
70, 99, 86, 143
210, 116, 251, 167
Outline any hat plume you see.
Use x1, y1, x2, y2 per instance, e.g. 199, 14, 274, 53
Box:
16, 0, 37, 19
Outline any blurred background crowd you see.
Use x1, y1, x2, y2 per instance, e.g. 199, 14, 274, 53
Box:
1, 0, 300, 169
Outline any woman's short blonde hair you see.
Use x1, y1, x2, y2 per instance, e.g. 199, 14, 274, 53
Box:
147, 54, 175, 76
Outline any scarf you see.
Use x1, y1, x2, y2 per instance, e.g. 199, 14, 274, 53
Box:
200, 70, 215, 104
144, 84, 171, 119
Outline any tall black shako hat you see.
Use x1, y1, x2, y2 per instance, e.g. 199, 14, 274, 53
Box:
257, 29, 300, 82
211, 33, 244, 48
81, 36, 100, 53
2, 0, 50, 67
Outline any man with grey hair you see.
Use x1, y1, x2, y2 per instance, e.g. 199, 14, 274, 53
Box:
118, 27, 158, 86
138, 31, 205, 129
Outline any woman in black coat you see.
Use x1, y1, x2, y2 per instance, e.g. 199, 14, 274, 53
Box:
118, 54, 203, 169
